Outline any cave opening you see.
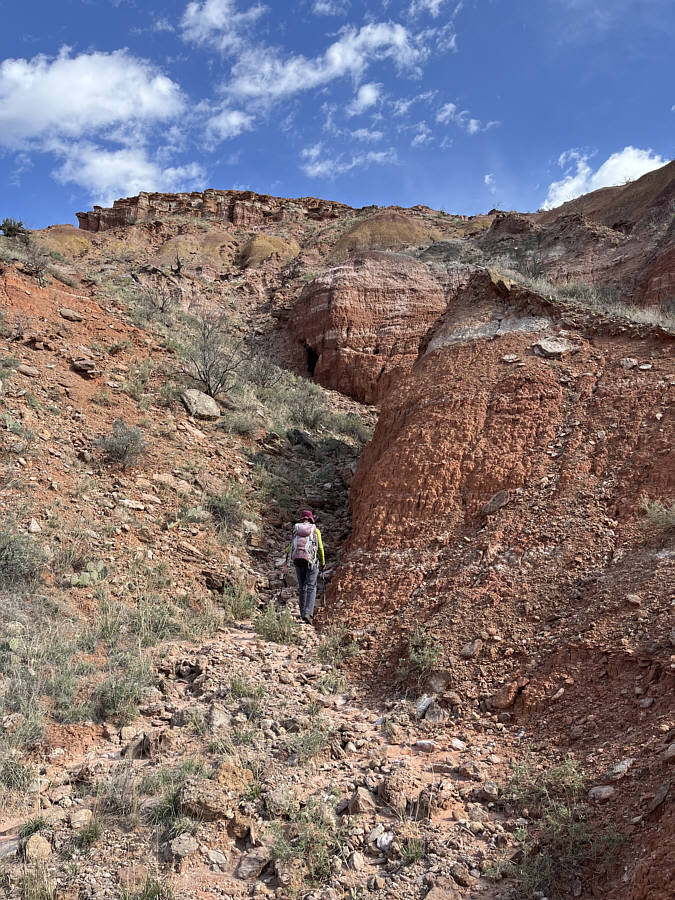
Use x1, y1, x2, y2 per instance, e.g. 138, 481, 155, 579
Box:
305, 343, 319, 376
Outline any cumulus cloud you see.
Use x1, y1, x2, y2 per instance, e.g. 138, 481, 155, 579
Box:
300, 143, 396, 178
436, 101, 498, 134
206, 107, 255, 141
180, 0, 267, 52
542, 146, 668, 209
52, 143, 206, 205
484, 172, 496, 193
346, 82, 382, 116
312, 0, 349, 14
226, 23, 423, 105
0, 47, 184, 148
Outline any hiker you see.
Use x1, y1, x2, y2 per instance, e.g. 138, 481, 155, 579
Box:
282, 509, 325, 625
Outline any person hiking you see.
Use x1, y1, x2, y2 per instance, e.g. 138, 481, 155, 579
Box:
282, 509, 325, 625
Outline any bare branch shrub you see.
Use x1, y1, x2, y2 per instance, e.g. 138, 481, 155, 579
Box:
182, 307, 244, 398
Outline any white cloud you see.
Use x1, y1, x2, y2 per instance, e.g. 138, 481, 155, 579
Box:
484, 172, 496, 194
206, 107, 255, 141
226, 23, 424, 105
0, 48, 184, 148
391, 90, 436, 116
436, 101, 498, 134
542, 146, 668, 209
411, 121, 432, 146
351, 128, 384, 142
346, 82, 382, 116
300, 144, 396, 178
52, 143, 206, 205
409, 0, 447, 17
180, 0, 267, 52
312, 0, 349, 14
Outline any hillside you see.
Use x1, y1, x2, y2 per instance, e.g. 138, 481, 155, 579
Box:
0, 162, 673, 900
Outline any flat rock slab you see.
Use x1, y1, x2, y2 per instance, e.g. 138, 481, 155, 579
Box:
532, 337, 578, 358
60, 308, 84, 322
181, 389, 220, 420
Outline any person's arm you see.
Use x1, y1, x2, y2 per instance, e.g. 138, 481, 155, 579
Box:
316, 528, 325, 567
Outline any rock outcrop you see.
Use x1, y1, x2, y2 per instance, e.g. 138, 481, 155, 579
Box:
290, 252, 446, 403
77, 189, 352, 232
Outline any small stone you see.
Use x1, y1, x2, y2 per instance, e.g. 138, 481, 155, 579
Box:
450, 862, 472, 887
638, 363, 652, 370
27, 518, 42, 534
413, 739, 439, 753
69, 808, 93, 829
18, 364, 39, 378
24, 833, 52, 861
170, 833, 198, 859
348, 786, 377, 815
415, 695, 434, 718
60, 308, 84, 322
502, 354, 520, 363
588, 785, 615, 802
619, 358, 638, 369
206, 848, 228, 868
180, 389, 221, 420
604, 758, 635, 782
532, 337, 578, 359
626, 594, 642, 607
460, 639, 483, 659
663, 743, 675, 764
376, 831, 394, 852
349, 850, 365, 871
449, 738, 466, 751
236, 847, 271, 879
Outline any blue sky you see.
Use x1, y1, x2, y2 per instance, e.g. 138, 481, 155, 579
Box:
1, 0, 672, 228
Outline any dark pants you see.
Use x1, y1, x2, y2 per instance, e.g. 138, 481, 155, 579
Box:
294, 561, 319, 619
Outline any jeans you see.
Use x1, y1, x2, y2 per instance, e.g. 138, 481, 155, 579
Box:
294, 561, 319, 619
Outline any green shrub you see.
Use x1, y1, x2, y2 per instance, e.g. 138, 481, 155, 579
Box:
97, 418, 147, 468
270, 797, 344, 887
221, 582, 257, 621
124, 876, 174, 900
94, 656, 152, 723
331, 412, 373, 444
639, 497, 675, 534
0, 755, 35, 791
399, 626, 442, 683
77, 817, 102, 849
0, 218, 26, 237
502, 756, 626, 899
288, 719, 333, 764
206, 488, 245, 531
254, 603, 301, 645
0, 522, 46, 586
18, 817, 50, 842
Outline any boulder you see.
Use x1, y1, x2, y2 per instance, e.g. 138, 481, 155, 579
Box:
348, 786, 377, 815
181, 389, 220, 420
532, 337, 578, 358
236, 846, 271, 879
24, 833, 52, 861
179, 777, 232, 820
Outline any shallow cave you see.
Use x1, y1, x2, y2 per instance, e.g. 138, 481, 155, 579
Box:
304, 342, 319, 376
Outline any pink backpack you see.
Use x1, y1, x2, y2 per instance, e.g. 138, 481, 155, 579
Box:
290, 522, 318, 566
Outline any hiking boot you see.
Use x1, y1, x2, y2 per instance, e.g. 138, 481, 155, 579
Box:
302, 614, 313, 625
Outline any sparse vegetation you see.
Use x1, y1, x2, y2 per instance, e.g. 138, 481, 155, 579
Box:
93, 654, 153, 724
254, 603, 301, 645
181, 309, 245, 398
0, 520, 46, 586
639, 497, 675, 534
206, 487, 245, 531
0, 217, 27, 237
501, 756, 626, 899
399, 626, 442, 683
19, 862, 55, 900
97, 418, 147, 468
270, 797, 344, 891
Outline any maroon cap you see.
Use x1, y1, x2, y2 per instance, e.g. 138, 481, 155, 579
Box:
300, 509, 315, 522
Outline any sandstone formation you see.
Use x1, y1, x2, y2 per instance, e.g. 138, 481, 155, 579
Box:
290, 252, 446, 402
331, 211, 440, 258
76, 189, 352, 232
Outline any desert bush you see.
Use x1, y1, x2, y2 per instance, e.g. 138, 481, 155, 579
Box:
0, 521, 46, 586
639, 497, 675, 533
218, 409, 259, 436
316, 624, 358, 670
0, 755, 35, 791
93, 655, 152, 723
181, 309, 245, 398
331, 412, 373, 444
22, 238, 51, 285
270, 797, 344, 888
97, 418, 147, 468
221, 582, 257, 621
254, 603, 301, 645
287, 719, 333, 764
1, 218, 27, 237
19, 862, 55, 900
77, 817, 102, 849
502, 756, 625, 899
399, 626, 442, 683
206, 488, 245, 531
124, 875, 174, 900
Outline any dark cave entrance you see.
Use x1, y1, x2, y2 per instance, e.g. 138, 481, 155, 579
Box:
305, 343, 319, 376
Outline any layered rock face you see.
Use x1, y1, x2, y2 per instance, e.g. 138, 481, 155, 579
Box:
77, 189, 352, 232
290, 252, 446, 403
327, 272, 673, 697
